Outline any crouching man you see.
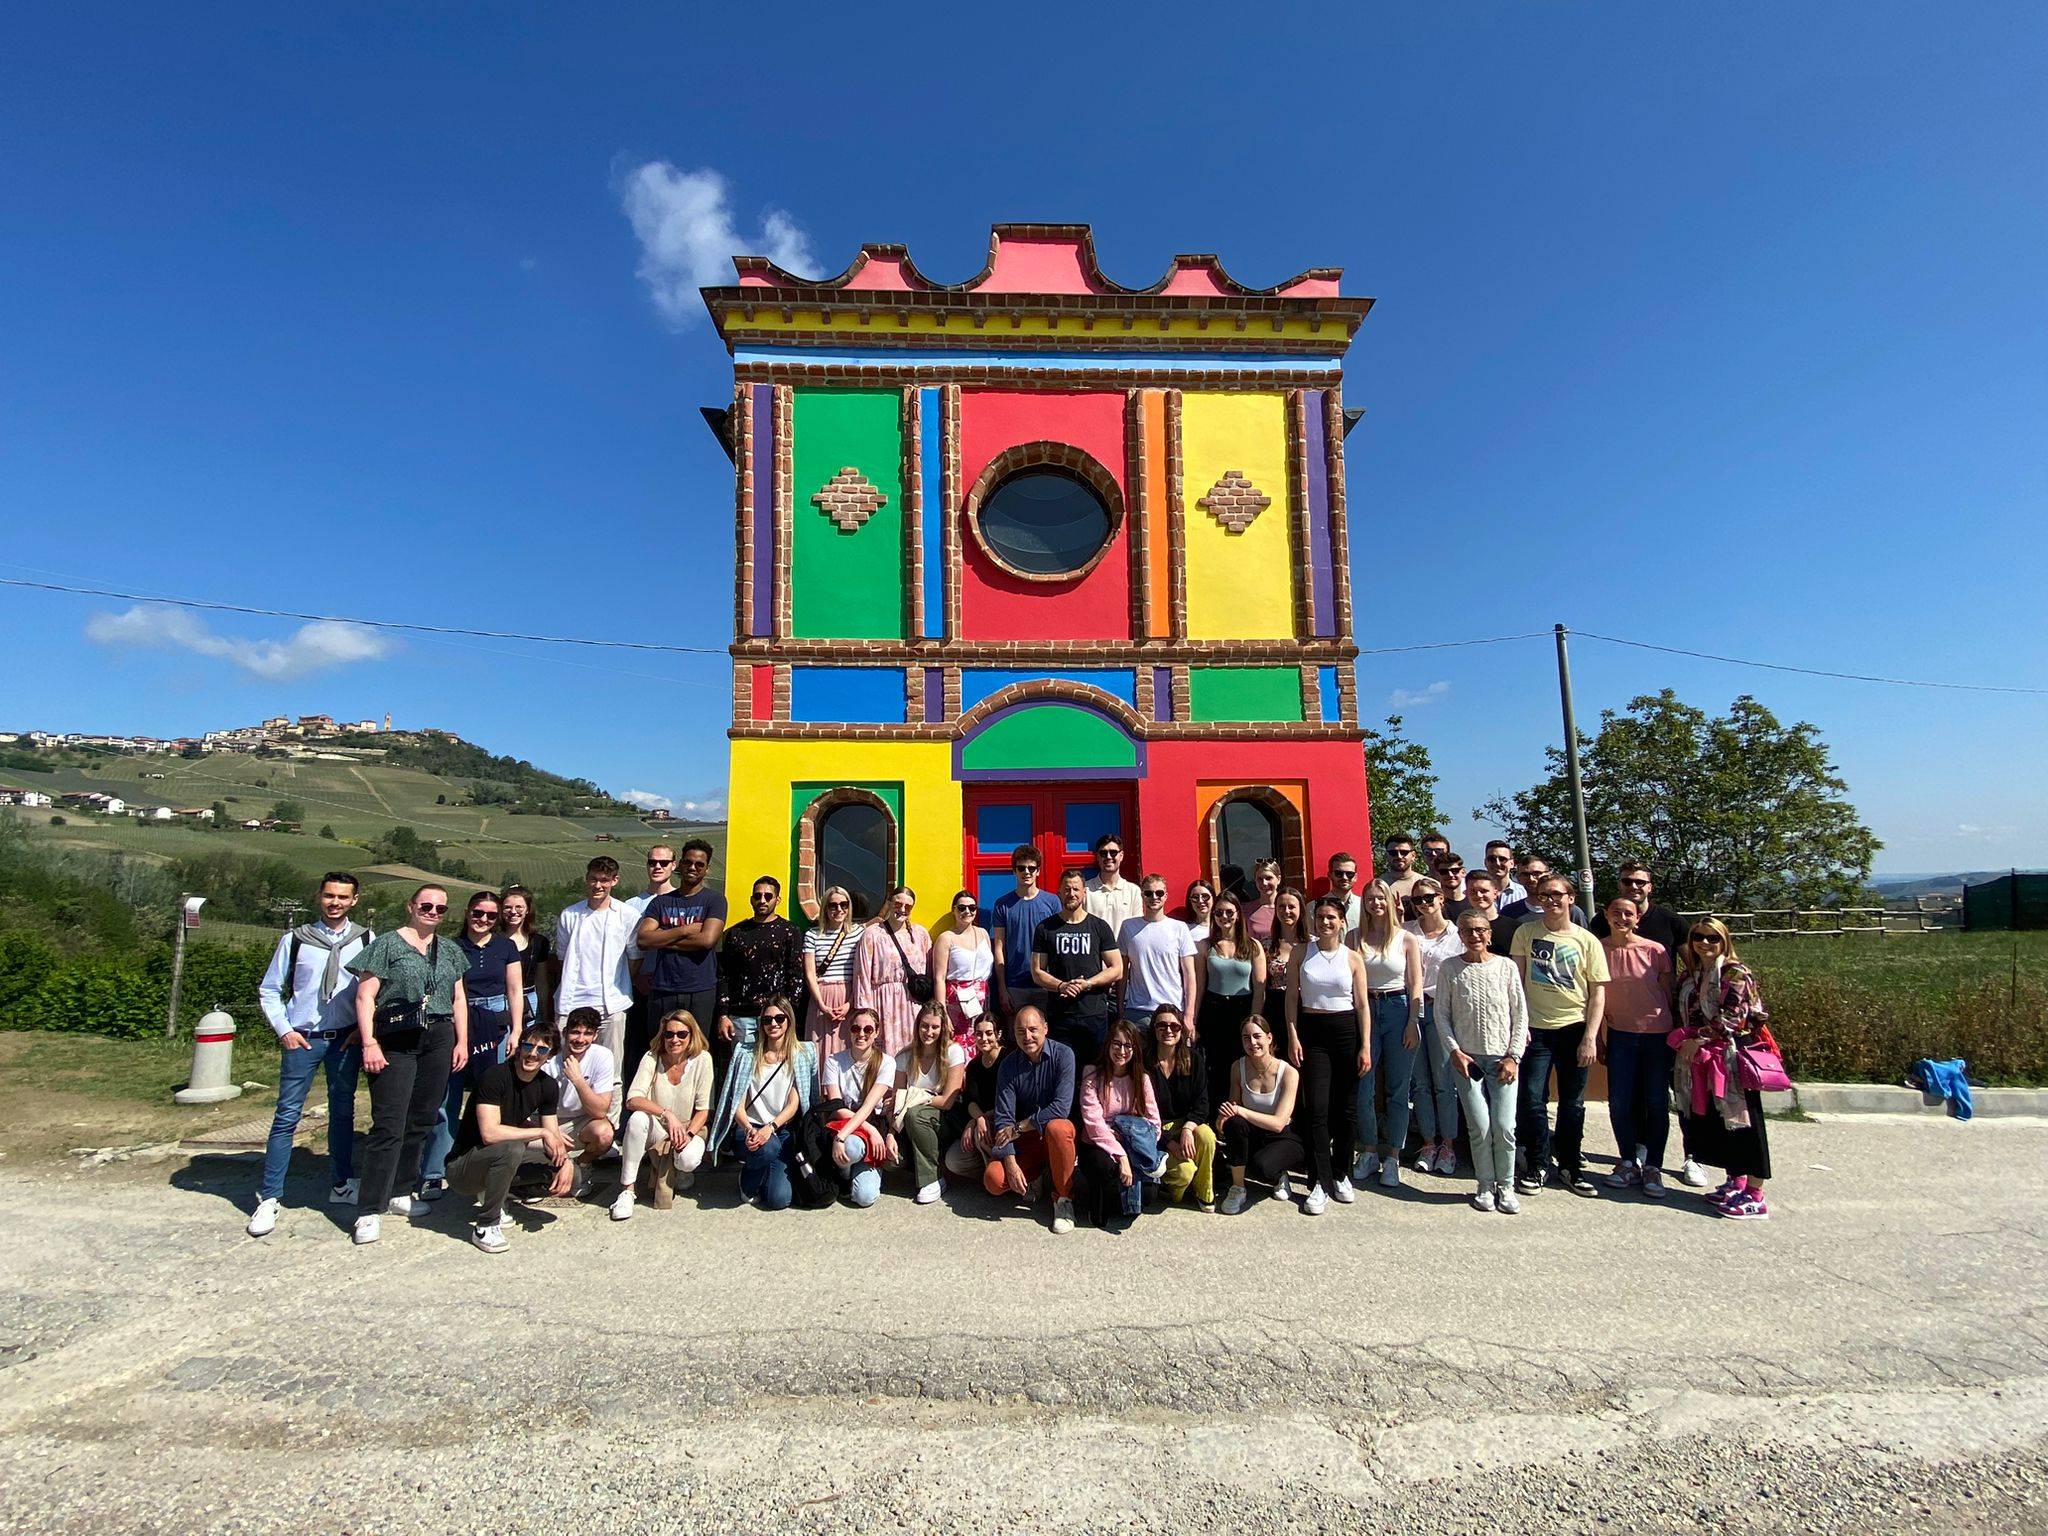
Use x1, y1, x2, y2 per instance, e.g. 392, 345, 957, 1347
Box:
446, 1023, 567, 1253
547, 1006, 618, 1197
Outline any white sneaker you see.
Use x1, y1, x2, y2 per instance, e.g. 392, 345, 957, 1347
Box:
1605, 1160, 1639, 1189
1680, 1159, 1711, 1189
1220, 1186, 1248, 1215
916, 1181, 942, 1205
1351, 1151, 1379, 1183
1304, 1184, 1328, 1215
386, 1194, 416, 1217
1331, 1177, 1356, 1205
470, 1222, 508, 1254
352, 1215, 381, 1245
1273, 1174, 1293, 1202
1050, 1198, 1075, 1235
1471, 1187, 1497, 1213
328, 1178, 359, 1206
1495, 1185, 1521, 1216
1379, 1159, 1401, 1189
1432, 1145, 1458, 1176
246, 1198, 279, 1237
609, 1189, 635, 1222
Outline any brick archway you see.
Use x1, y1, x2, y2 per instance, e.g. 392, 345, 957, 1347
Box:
1202, 786, 1307, 896
794, 787, 899, 923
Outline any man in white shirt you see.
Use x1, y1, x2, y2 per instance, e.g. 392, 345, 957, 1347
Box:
1083, 833, 1144, 932
553, 856, 638, 1079
247, 872, 373, 1237
1324, 851, 1362, 937
544, 1007, 618, 1195
619, 843, 677, 1084
1484, 840, 1527, 908
1116, 875, 1196, 1034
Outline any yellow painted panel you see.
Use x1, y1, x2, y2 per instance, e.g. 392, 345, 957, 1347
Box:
1182, 392, 1295, 639
723, 308, 1339, 342
724, 738, 961, 932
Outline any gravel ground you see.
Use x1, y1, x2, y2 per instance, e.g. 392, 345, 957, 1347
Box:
1, 1114, 2044, 1534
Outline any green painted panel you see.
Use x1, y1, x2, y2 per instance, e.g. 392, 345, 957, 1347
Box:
961, 706, 1138, 772
1188, 667, 1305, 724
791, 389, 905, 639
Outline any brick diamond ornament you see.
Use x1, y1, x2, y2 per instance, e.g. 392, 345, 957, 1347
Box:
812, 467, 888, 532
1199, 469, 1270, 534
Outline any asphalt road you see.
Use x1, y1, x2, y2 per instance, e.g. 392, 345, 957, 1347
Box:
1, 1115, 2045, 1534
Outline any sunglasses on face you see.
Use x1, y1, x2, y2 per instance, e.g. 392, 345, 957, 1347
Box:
660, 1030, 691, 1042
760, 1012, 788, 1025
752, 892, 777, 904
850, 1025, 878, 1037
416, 902, 446, 915
1414, 894, 1441, 905
1691, 933, 1724, 945
1331, 869, 1356, 881
826, 900, 849, 910
1155, 1019, 1184, 1032
1620, 876, 1651, 886
649, 859, 674, 868
1143, 889, 1167, 901
517, 1042, 553, 1059
470, 908, 498, 920
955, 901, 977, 912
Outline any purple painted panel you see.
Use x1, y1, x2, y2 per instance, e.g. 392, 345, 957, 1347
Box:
1305, 390, 1335, 636
1151, 666, 1174, 722
923, 667, 945, 723
750, 383, 774, 637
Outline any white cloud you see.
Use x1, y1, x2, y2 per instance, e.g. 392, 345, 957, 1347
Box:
1955, 822, 2019, 842
1388, 681, 1451, 708
619, 162, 814, 328
621, 788, 726, 820
621, 789, 674, 812
84, 604, 394, 680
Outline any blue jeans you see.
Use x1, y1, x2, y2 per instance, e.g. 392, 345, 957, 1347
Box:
836, 1132, 884, 1208
1454, 1053, 1519, 1187
1356, 994, 1418, 1156
258, 1031, 361, 1200
736, 1125, 795, 1210
420, 1021, 511, 1183
1518, 1021, 1590, 1176
1109, 1113, 1162, 1216
1605, 1030, 1674, 1166
1410, 999, 1461, 1143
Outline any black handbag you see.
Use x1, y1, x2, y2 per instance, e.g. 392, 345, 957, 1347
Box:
372, 937, 438, 1043
888, 924, 935, 1004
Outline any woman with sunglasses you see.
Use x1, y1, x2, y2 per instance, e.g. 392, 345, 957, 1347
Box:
896, 999, 967, 1204
416, 891, 526, 1202
1599, 894, 1676, 1196
612, 1009, 713, 1220
347, 884, 472, 1245
1076, 1019, 1163, 1232
1146, 1005, 1215, 1211
941, 1015, 1008, 1188
709, 995, 816, 1211
853, 885, 932, 1058
1286, 897, 1372, 1215
802, 885, 863, 1058
496, 886, 551, 1030
1402, 876, 1466, 1177
1671, 918, 1778, 1220
1183, 879, 1216, 943
1216, 1014, 1304, 1214
1263, 889, 1309, 1060
823, 1005, 897, 1207
930, 890, 994, 1053
1193, 893, 1266, 1117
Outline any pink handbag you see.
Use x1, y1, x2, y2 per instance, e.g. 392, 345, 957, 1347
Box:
1736, 1043, 1792, 1094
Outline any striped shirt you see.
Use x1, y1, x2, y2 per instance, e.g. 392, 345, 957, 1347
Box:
805, 923, 862, 986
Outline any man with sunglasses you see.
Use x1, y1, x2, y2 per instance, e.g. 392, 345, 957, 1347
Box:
1509, 875, 1609, 1198
1589, 861, 1688, 958
1324, 852, 1362, 937
553, 857, 638, 1088
1484, 841, 1526, 908
445, 1022, 568, 1254
1116, 875, 1196, 1035
715, 875, 803, 1070
617, 844, 680, 1084
1084, 834, 1144, 933
634, 838, 725, 1083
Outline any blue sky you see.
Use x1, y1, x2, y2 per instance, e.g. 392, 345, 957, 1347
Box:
2, 4, 2043, 871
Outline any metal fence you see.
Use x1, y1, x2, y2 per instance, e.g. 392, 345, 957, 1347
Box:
1963, 871, 2048, 932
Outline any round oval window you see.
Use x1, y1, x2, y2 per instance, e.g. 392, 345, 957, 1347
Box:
977, 468, 1112, 577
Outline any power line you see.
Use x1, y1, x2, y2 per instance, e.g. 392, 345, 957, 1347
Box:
1572, 630, 2048, 696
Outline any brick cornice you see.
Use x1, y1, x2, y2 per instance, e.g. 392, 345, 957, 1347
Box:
728, 638, 1360, 665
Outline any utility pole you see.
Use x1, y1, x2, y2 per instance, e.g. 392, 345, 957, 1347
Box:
166, 894, 206, 1040
1554, 624, 1596, 915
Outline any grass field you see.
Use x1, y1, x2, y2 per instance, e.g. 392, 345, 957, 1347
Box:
1742, 931, 2048, 994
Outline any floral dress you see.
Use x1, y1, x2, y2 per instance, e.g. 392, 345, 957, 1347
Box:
852, 920, 933, 1058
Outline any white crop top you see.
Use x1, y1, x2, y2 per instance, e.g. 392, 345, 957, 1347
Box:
1297, 944, 1355, 1012
1238, 1058, 1294, 1116
1358, 930, 1410, 992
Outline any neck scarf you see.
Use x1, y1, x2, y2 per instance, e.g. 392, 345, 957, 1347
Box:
295, 921, 367, 1004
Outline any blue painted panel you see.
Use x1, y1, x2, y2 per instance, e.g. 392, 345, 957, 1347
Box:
1063, 800, 1124, 853
974, 801, 1034, 850
960, 669, 1137, 712
1319, 666, 1341, 723
789, 667, 907, 725
976, 870, 1017, 916
920, 386, 944, 639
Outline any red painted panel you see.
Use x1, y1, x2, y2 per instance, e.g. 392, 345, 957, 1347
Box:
749, 664, 775, 723
1135, 739, 1374, 907
959, 390, 1132, 642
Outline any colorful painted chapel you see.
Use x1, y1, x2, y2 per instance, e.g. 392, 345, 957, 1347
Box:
703, 225, 1375, 925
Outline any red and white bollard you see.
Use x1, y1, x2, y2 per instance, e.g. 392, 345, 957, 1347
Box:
174, 1007, 245, 1105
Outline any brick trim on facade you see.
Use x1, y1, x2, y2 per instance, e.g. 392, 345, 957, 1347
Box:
1323, 387, 1354, 640
793, 786, 900, 923
772, 383, 794, 641
1202, 785, 1309, 894
1126, 388, 1149, 639
952, 677, 1148, 739
959, 440, 1128, 585
1165, 390, 1187, 640
901, 384, 923, 640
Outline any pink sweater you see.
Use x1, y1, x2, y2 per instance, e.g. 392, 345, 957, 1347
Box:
1079, 1066, 1161, 1157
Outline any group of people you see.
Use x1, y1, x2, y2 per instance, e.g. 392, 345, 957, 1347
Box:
244, 831, 1784, 1250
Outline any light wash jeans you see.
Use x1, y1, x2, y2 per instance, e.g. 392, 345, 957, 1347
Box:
1108, 1113, 1163, 1217
1410, 999, 1461, 1144
257, 1031, 360, 1200
1455, 1053, 1519, 1188
1356, 993, 1418, 1155
836, 1133, 884, 1208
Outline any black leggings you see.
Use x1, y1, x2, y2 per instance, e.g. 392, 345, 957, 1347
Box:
1295, 1008, 1361, 1191
1197, 990, 1253, 1116
356, 1016, 456, 1213
1223, 1118, 1305, 1188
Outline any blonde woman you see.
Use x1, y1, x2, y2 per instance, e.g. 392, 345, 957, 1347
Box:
710, 997, 816, 1210
823, 1006, 897, 1207
803, 885, 862, 1057
1193, 893, 1266, 1115
896, 999, 967, 1204
852, 885, 932, 1057
612, 1009, 713, 1220
1350, 879, 1424, 1191
1671, 918, 1778, 1220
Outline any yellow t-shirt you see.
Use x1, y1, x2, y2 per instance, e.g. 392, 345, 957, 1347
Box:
1509, 921, 1610, 1031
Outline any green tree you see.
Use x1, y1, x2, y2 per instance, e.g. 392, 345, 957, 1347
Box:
270, 799, 304, 823
1477, 689, 1879, 912
210, 799, 228, 829
1361, 716, 1448, 850
318, 824, 337, 840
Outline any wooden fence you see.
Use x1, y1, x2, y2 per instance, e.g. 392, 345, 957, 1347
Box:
1676, 897, 1958, 939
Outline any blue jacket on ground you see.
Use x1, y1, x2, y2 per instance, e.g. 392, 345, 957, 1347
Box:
1909, 1057, 1973, 1121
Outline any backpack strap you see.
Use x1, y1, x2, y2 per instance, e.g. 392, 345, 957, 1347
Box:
280, 933, 303, 1006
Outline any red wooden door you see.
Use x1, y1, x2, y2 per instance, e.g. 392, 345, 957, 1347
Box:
962, 784, 1136, 913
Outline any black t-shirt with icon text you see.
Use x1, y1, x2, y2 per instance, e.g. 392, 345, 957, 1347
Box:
1032, 913, 1118, 1024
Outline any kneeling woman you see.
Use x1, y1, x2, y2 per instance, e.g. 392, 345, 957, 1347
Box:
1147, 1005, 1216, 1211
709, 996, 816, 1210
1216, 1014, 1305, 1215
941, 1015, 1007, 1189
896, 1000, 966, 1204
823, 1006, 898, 1207
1077, 1020, 1164, 1231
612, 1008, 713, 1220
